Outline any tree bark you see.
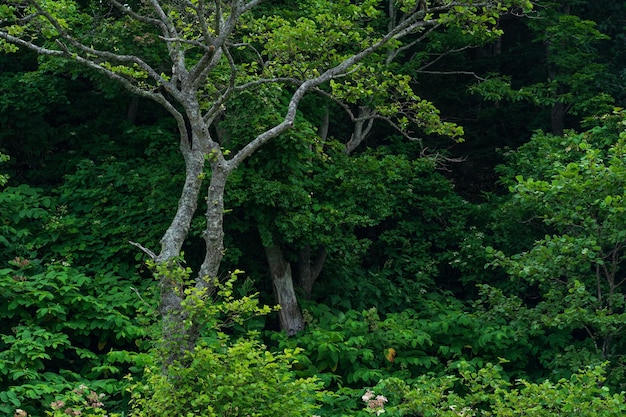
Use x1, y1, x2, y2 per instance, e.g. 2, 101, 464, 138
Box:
156, 147, 207, 365
298, 245, 328, 300
345, 107, 375, 155
264, 244, 305, 336
197, 160, 230, 291
551, 101, 566, 136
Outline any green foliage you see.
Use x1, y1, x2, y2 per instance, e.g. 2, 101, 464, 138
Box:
46, 154, 181, 277
275, 298, 539, 394
369, 361, 626, 417
160, 266, 280, 335
7, 1, 626, 416
0, 259, 149, 416
0, 182, 52, 261
471, 6, 615, 130
129, 269, 322, 417
316, 146, 475, 311
244, 0, 380, 76
0, 163, 149, 416
485, 113, 626, 388
0, 153, 8, 186
231, 138, 415, 252
129, 336, 322, 417
45, 383, 119, 417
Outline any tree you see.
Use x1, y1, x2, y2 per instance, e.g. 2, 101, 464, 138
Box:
0, 0, 531, 366
472, 0, 614, 136
485, 112, 626, 386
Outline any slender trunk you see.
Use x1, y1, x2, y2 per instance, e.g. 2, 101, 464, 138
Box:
158, 261, 193, 366
545, 4, 569, 137
550, 102, 566, 137
197, 161, 230, 291
318, 107, 330, 142
158, 151, 206, 261
264, 244, 305, 336
345, 107, 375, 154
156, 149, 206, 365
298, 245, 328, 299
127, 96, 140, 124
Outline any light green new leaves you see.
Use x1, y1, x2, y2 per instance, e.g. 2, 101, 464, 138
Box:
371, 362, 626, 417
0, 4, 21, 52
329, 65, 464, 139
243, 0, 379, 78
129, 268, 321, 417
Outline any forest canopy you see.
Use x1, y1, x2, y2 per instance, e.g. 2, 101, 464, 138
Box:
2, 0, 626, 416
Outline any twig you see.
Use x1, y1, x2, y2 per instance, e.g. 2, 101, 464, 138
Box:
130, 286, 159, 316
129, 241, 157, 260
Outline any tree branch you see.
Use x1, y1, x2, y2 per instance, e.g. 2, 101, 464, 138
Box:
226, 7, 437, 168
129, 241, 157, 260
106, 0, 165, 30
21, 0, 170, 85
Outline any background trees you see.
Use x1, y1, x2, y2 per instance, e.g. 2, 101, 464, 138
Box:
3, 0, 626, 416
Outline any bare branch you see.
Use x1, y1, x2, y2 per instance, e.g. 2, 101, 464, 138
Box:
130, 286, 159, 315
203, 45, 239, 125
371, 114, 422, 141
387, 23, 441, 65
412, 147, 467, 172
146, 0, 175, 38
196, 0, 215, 46
214, 0, 223, 36
242, 0, 265, 14
189, 46, 221, 90
231, 42, 265, 67
129, 241, 157, 260
158, 35, 214, 53
187, 1, 250, 89
417, 44, 478, 72
106, 0, 165, 30
392, 18, 438, 40
417, 70, 486, 81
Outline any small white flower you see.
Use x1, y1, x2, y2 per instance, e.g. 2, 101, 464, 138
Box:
362, 389, 375, 402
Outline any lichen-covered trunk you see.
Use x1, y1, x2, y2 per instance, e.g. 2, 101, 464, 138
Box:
197, 162, 229, 290
157, 150, 206, 365
264, 244, 304, 336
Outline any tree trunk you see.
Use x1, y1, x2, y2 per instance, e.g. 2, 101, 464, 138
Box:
551, 102, 566, 137
298, 245, 327, 299
197, 161, 230, 291
156, 148, 207, 366
345, 107, 375, 154
264, 244, 305, 335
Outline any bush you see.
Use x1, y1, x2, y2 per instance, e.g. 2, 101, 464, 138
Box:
128, 335, 322, 417
371, 361, 626, 417
128, 268, 323, 417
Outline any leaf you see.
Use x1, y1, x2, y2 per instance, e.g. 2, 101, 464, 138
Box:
384, 347, 396, 363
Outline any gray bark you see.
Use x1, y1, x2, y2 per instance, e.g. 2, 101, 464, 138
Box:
197, 161, 230, 290
155, 136, 208, 364
264, 244, 305, 336
345, 107, 375, 154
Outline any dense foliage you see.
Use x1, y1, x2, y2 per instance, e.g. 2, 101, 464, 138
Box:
2, 0, 626, 416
